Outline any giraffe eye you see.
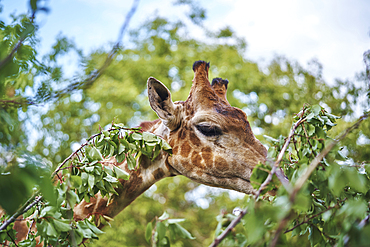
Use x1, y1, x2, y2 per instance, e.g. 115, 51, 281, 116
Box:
196, 124, 222, 137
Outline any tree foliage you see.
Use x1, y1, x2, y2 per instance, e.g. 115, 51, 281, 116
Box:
1, 0, 369, 246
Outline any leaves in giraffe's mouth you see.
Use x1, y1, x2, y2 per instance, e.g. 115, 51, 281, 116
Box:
196, 123, 222, 137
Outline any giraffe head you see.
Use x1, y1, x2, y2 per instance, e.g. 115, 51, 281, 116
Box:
148, 61, 267, 194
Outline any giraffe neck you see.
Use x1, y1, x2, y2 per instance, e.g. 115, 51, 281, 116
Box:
73, 119, 173, 221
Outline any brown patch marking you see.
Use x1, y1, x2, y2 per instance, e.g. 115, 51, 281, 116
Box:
123, 169, 143, 196
181, 142, 192, 157
14, 219, 28, 243
172, 145, 179, 154
214, 157, 228, 172
201, 147, 213, 167
191, 152, 204, 168
140, 155, 151, 169
189, 131, 201, 147
153, 168, 165, 180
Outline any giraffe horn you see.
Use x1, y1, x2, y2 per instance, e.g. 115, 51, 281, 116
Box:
192, 60, 210, 87
211, 78, 230, 105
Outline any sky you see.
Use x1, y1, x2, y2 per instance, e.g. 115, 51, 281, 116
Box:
2, 0, 370, 85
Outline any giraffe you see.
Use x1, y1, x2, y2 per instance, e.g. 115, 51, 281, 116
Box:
7, 60, 267, 244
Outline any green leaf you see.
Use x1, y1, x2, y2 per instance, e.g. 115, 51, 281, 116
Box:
156, 221, 166, 242
263, 135, 279, 144
118, 143, 126, 154
46, 222, 58, 237
30, 0, 37, 11
103, 174, 119, 183
88, 174, 95, 189
113, 166, 130, 180
53, 219, 71, 232
306, 112, 315, 120
70, 175, 82, 188
116, 152, 126, 163
311, 105, 321, 116
103, 130, 110, 137
159, 211, 170, 220
81, 172, 88, 186
73, 228, 84, 245
167, 218, 185, 224
145, 222, 153, 243
127, 154, 136, 170
173, 223, 195, 239
85, 220, 105, 235
143, 132, 158, 142
152, 144, 161, 160
131, 133, 142, 140
39, 206, 54, 218
66, 189, 80, 206
161, 140, 172, 152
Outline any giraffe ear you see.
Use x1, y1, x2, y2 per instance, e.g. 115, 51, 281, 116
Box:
147, 77, 181, 130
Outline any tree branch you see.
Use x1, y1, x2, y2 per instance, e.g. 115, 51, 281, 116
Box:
209, 208, 248, 247
255, 117, 305, 199
284, 198, 346, 234
52, 125, 137, 177
0, 195, 42, 232
3, 0, 140, 109
270, 111, 369, 247
46, 0, 140, 100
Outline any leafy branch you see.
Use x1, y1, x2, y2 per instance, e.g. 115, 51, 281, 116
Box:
284, 198, 346, 234
1, 121, 172, 246
270, 111, 370, 247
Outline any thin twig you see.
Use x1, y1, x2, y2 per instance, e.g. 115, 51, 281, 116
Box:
270, 112, 369, 247
3, 0, 140, 108
209, 208, 248, 247
301, 123, 314, 157
284, 198, 346, 234
0, 196, 42, 232
26, 219, 35, 239
52, 126, 136, 176
6, 232, 19, 247
255, 117, 305, 198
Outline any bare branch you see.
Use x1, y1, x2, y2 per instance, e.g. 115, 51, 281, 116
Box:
2, 0, 140, 109
48, 0, 140, 99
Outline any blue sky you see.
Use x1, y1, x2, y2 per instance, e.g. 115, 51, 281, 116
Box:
2, 0, 370, 84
